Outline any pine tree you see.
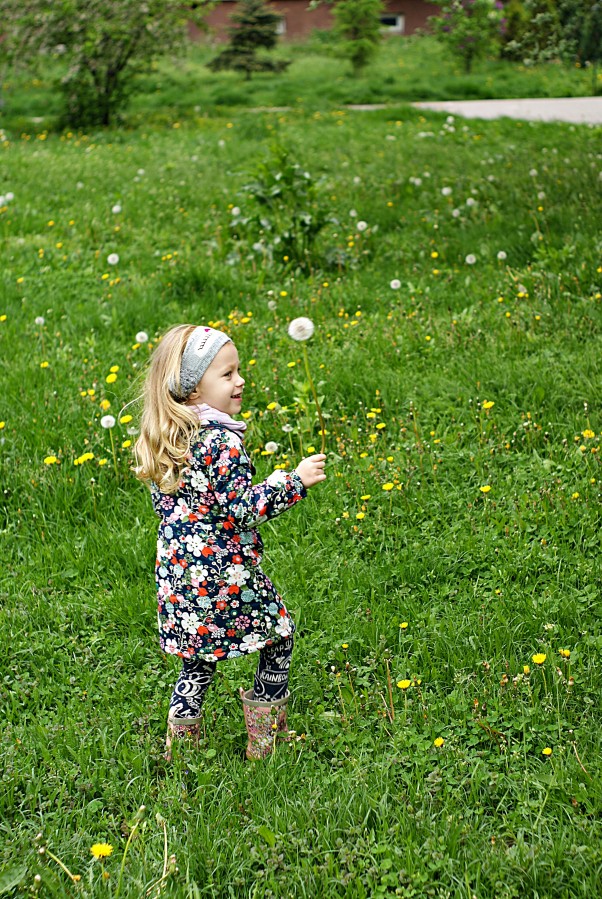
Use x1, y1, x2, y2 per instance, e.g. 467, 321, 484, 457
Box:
331, 0, 386, 75
209, 0, 290, 80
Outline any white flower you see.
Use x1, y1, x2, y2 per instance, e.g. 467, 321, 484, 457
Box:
446, 115, 455, 124
5, 192, 14, 202
497, 251, 507, 261
288, 317, 315, 341
267, 300, 277, 312
441, 187, 452, 196
465, 254, 476, 265
390, 279, 401, 290
135, 331, 149, 343
538, 191, 546, 200
137, 168, 145, 176
107, 253, 119, 265
452, 208, 461, 218
357, 221, 368, 232
76, 181, 84, 190
101, 415, 116, 429
282, 423, 293, 433
349, 209, 357, 217
353, 176, 361, 184
35, 316, 45, 326
529, 168, 538, 177
112, 204, 122, 214
218, 139, 226, 148
466, 197, 476, 207
265, 441, 279, 453
231, 206, 241, 216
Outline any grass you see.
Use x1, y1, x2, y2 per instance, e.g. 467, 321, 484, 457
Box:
0, 84, 602, 897
0, 35, 596, 132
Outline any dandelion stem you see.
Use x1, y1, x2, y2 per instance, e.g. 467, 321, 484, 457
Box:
109, 429, 120, 483
44, 848, 80, 883
302, 344, 326, 455
385, 658, 395, 722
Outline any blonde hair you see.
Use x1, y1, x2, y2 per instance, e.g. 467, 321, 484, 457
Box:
135, 324, 203, 494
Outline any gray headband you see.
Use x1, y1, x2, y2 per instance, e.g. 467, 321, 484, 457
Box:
170, 326, 231, 399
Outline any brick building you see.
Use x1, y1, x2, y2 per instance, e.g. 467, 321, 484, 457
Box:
191, 1, 436, 42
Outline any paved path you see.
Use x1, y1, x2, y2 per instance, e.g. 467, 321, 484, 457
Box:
413, 97, 602, 125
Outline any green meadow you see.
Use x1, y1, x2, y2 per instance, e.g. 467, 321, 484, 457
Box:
1, 51, 602, 897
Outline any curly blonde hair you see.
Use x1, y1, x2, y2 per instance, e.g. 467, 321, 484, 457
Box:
135, 324, 203, 494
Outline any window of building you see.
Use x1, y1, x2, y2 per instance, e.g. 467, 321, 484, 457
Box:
276, 17, 287, 35
380, 15, 405, 34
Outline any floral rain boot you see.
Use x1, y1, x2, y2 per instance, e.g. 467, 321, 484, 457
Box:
165, 715, 201, 762
239, 688, 291, 760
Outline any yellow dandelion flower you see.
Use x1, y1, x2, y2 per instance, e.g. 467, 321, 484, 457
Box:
523, 665, 530, 674
382, 483, 394, 491
40, 361, 49, 368
100, 400, 111, 411
356, 512, 365, 520
44, 455, 59, 465
397, 679, 411, 690
571, 492, 580, 499
98, 459, 108, 466
376, 423, 386, 430
0, 422, 5, 429
433, 737, 444, 747
342, 643, 349, 649
482, 401, 495, 410
582, 429, 595, 439
122, 440, 132, 448
266, 402, 277, 411
559, 648, 571, 659
90, 843, 113, 859
479, 485, 491, 493
399, 622, 408, 629
119, 414, 132, 424
360, 494, 371, 500
542, 747, 552, 757
106, 373, 117, 384
532, 653, 546, 665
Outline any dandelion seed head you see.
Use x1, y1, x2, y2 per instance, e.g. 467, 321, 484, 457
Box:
288, 317, 315, 341
107, 253, 119, 266
101, 415, 116, 429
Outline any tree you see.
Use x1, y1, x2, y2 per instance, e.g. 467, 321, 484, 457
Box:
429, 0, 504, 74
0, 0, 211, 127
330, 0, 386, 75
208, 0, 290, 80
580, 1, 602, 93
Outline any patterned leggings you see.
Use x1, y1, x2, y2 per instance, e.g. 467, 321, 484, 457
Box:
168, 636, 294, 721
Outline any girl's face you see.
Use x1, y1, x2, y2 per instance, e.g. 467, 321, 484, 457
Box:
186, 342, 245, 415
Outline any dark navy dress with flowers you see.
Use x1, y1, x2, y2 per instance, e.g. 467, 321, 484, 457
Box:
151, 425, 306, 662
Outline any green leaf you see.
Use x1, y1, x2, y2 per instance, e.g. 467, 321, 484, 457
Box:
257, 825, 276, 848
0, 866, 27, 894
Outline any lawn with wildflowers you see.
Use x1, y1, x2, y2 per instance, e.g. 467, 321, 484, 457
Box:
1, 100, 602, 897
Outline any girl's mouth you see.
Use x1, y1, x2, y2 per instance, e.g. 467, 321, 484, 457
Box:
232, 393, 243, 400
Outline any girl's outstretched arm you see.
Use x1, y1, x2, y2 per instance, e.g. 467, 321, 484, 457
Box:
195, 430, 308, 530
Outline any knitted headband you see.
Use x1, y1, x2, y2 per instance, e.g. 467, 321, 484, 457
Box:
170, 326, 231, 400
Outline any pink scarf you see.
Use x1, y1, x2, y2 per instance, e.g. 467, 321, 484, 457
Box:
191, 403, 247, 438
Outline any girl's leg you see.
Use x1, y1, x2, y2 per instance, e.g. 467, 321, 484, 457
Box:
169, 656, 217, 721
253, 636, 294, 702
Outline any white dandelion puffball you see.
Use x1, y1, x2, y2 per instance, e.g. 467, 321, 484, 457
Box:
35, 316, 45, 326
137, 168, 145, 176
390, 279, 401, 290
231, 206, 241, 217
76, 181, 84, 190
112, 204, 122, 214
357, 221, 368, 232
101, 415, 116, 429
466, 197, 476, 207
497, 251, 507, 261
6, 192, 14, 202
529, 169, 538, 177
452, 208, 461, 218
441, 187, 452, 196
282, 423, 293, 433
349, 209, 358, 218
265, 441, 279, 454
107, 253, 119, 265
465, 254, 477, 265
135, 331, 149, 343
288, 317, 315, 341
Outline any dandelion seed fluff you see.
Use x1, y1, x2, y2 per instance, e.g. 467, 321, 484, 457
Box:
441, 187, 452, 196
497, 251, 507, 261
287, 317, 315, 341
107, 253, 119, 265
135, 331, 149, 343
465, 254, 476, 265
466, 197, 476, 207
112, 204, 122, 214
452, 209, 461, 218
101, 415, 116, 429
35, 316, 45, 326
6, 192, 14, 202
529, 168, 538, 177
231, 206, 241, 217
357, 221, 368, 232
265, 441, 279, 453
390, 279, 401, 290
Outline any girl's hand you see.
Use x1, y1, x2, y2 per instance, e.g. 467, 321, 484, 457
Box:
295, 454, 327, 489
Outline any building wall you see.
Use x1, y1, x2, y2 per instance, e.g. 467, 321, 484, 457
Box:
189, 0, 436, 42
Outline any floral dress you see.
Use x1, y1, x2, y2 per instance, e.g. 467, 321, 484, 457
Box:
151, 425, 306, 662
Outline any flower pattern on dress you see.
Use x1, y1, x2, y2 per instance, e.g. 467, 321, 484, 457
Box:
151, 425, 306, 661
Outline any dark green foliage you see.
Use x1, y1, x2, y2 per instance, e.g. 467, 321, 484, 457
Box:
331, 0, 386, 74
208, 0, 291, 80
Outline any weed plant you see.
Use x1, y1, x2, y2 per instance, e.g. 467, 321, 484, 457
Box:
0, 97, 601, 897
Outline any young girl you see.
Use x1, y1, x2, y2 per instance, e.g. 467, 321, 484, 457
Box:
135, 324, 326, 759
